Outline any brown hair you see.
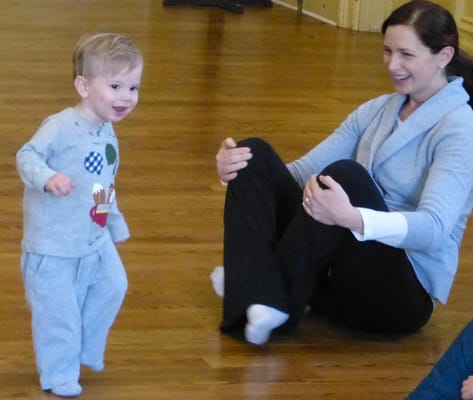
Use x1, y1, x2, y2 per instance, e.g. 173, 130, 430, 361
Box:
382, 0, 473, 106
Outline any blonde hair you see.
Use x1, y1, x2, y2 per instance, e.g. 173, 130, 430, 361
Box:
72, 32, 142, 79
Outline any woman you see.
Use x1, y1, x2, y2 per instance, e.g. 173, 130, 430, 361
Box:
213, 0, 473, 345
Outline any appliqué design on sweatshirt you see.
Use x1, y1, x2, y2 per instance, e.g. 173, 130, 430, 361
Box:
90, 183, 115, 227
84, 151, 104, 175
105, 143, 118, 175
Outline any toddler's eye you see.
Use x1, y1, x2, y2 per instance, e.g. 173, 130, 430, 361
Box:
110, 84, 120, 90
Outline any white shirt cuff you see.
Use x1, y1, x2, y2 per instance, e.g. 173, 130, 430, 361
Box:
352, 207, 408, 247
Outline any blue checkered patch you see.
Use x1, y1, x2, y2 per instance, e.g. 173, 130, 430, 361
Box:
84, 151, 104, 175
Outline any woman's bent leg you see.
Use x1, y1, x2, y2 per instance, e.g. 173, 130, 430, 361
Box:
277, 159, 432, 334
274, 159, 389, 331
313, 237, 433, 334
221, 138, 302, 332
317, 160, 432, 333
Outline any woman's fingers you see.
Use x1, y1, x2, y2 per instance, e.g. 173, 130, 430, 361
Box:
216, 138, 252, 182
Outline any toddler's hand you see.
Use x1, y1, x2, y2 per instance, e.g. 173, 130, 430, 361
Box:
45, 173, 76, 196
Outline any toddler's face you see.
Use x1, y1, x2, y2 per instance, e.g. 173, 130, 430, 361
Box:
81, 63, 143, 125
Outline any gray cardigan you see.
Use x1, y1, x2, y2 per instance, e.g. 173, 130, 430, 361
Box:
288, 77, 473, 303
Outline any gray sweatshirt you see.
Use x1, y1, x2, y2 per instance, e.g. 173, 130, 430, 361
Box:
17, 107, 130, 258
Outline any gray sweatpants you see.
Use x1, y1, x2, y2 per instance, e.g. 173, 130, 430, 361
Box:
21, 239, 128, 390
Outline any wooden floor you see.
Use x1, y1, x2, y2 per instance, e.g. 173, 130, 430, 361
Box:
2, 1, 473, 399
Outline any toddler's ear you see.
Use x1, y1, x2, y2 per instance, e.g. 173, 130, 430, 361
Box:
74, 75, 89, 98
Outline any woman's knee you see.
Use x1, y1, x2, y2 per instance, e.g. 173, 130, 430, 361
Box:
237, 137, 270, 151
235, 137, 284, 175
237, 137, 277, 163
320, 159, 386, 210
320, 159, 367, 180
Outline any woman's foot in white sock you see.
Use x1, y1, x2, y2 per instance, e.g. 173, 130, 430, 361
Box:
210, 266, 224, 298
245, 304, 289, 345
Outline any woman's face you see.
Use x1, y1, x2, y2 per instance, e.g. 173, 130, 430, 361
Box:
383, 24, 449, 104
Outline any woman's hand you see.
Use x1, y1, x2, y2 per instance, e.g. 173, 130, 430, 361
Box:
461, 376, 473, 399
302, 174, 363, 233
216, 137, 252, 183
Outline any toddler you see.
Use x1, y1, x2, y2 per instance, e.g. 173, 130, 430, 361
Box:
16, 32, 143, 397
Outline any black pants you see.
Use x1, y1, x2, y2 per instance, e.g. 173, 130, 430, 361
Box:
221, 138, 432, 335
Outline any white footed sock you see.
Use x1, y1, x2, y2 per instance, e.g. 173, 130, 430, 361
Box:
245, 304, 289, 345
210, 266, 224, 298
51, 381, 82, 397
